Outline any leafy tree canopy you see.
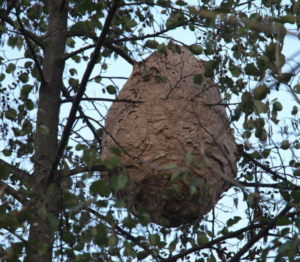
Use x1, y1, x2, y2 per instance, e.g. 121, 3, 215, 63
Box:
0, 0, 300, 261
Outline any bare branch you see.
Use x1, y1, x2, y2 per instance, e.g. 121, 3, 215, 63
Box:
66, 165, 110, 177
0, 180, 28, 204
0, 159, 31, 183
0, 14, 44, 48
228, 204, 292, 262
61, 97, 143, 104
104, 43, 135, 65
14, 5, 46, 86
49, 0, 122, 181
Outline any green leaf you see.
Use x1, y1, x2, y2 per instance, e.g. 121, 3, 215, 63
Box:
262, 149, 271, 158
273, 101, 283, 111
188, 24, 195, 31
0, 164, 10, 180
148, 234, 160, 246
281, 14, 296, 24
291, 190, 300, 203
193, 74, 203, 85
157, 43, 166, 54
2, 149, 12, 157
39, 125, 49, 134
21, 84, 33, 98
190, 185, 196, 195
276, 216, 292, 226
197, 233, 208, 245
6, 63, 16, 73
253, 100, 268, 115
245, 63, 259, 76
47, 213, 59, 231
24, 61, 33, 68
109, 147, 121, 157
204, 60, 214, 77
145, 40, 159, 49
253, 84, 269, 100
24, 99, 34, 110
38, 243, 48, 256
280, 140, 290, 150
106, 85, 117, 95
170, 172, 183, 182
0, 73, 5, 82
293, 84, 300, 94
191, 45, 203, 55
126, 20, 137, 28
184, 152, 194, 164
18, 73, 29, 83
90, 180, 111, 197
110, 175, 128, 190
5, 108, 17, 120
226, 216, 241, 227
168, 163, 177, 168
293, 168, 300, 176
190, 177, 201, 186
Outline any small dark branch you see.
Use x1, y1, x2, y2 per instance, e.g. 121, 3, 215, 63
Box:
206, 102, 241, 106
162, 207, 300, 262
240, 182, 300, 190
14, 5, 46, 87
49, 1, 121, 183
66, 165, 110, 177
243, 152, 286, 181
78, 108, 102, 145
63, 44, 95, 61
0, 15, 44, 47
61, 97, 143, 104
86, 207, 162, 260
89, 76, 128, 81
105, 28, 170, 45
115, 224, 163, 260
0, 180, 28, 204
0, 159, 31, 183
104, 43, 135, 65
3, 226, 28, 246
228, 205, 292, 262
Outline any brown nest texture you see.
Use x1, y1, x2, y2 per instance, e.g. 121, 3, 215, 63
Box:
100, 44, 238, 227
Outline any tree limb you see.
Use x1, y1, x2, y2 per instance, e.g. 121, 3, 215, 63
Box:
228, 204, 293, 262
243, 152, 286, 181
162, 206, 296, 262
66, 165, 110, 177
0, 180, 28, 204
104, 43, 135, 65
61, 97, 143, 104
0, 159, 31, 183
14, 5, 46, 87
49, 1, 122, 183
0, 14, 44, 48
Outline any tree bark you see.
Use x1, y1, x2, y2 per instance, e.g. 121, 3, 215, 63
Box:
27, 0, 68, 261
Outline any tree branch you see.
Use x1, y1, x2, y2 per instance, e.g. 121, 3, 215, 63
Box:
49, 1, 122, 183
228, 204, 293, 262
66, 165, 110, 177
243, 152, 286, 181
14, 5, 46, 87
0, 180, 28, 204
104, 43, 135, 65
240, 181, 300, 190
0, 159, 31, 183
0, 14, 44, 48
162, 206, 296, 262
61, 97, 143, 104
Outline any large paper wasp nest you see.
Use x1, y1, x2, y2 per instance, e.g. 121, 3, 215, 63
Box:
101, 44, 238, 227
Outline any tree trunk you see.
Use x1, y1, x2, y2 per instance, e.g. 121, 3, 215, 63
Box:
27, 0, 68, 261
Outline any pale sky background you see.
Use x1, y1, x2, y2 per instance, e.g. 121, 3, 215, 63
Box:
1, 0, 300, 261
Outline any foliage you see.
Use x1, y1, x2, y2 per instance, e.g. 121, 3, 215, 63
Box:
0, 0, 300, 261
